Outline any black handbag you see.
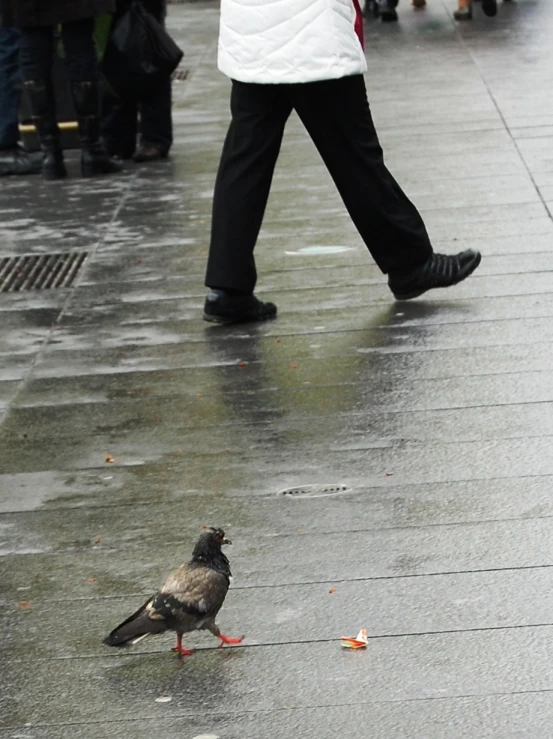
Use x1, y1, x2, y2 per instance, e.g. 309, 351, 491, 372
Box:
101, 0, 184, 101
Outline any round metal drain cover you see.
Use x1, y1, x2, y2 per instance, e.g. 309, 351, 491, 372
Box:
278, 483, 351, 498
285, 245, 355, 256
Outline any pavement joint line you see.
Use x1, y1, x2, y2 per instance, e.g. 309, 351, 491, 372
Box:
8, 622, 553, 666
6, 687, 553, 731
8, 565, 553, 607
10, 371, 553, 410
2, 509, 553, 536
6, 319, 553, 354
0, 471, 551, 498
5, 514, 553, 552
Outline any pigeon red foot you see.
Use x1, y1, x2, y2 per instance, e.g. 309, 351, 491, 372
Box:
217, 633, 244, 648
172, 633, 194, 656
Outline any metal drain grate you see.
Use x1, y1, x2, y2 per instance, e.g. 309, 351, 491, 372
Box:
278, 483, 351, 498
0, 251, 88, 292
172, 68, 189, 82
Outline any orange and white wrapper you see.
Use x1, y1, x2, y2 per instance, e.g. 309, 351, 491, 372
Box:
340, 628, 368, 649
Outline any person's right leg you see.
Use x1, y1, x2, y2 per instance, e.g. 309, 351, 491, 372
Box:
203, 81, 291, 323
0, 21, 42, 175
101, 94, 138, 160
135, 0, 173, 161
61, 17, 122, 177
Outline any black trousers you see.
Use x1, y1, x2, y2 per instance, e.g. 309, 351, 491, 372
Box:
205, 74, 433, 294
101, 0, 172, 157
19, 18, 98, 83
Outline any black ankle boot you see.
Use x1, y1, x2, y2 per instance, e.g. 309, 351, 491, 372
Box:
23, 80, 66, 180
69, 80, 123, 177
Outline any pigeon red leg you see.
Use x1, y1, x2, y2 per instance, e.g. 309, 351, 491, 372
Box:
217, 633, 244, 648
209, 623, 244, 648
171, 633, 194, 656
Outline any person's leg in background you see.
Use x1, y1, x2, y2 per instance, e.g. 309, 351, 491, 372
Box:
291, 75, 480, 300
0, 16, 42, 175
60, 17, 122, 176
100, 2, 139, 160
203, 81, 291, 323
20, 25, 68, 179
134, 0, 173, 162
101, 92, 138, 160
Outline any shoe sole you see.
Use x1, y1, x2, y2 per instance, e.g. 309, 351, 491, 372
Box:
392, 252, 482, 301
203, 311, 277, 325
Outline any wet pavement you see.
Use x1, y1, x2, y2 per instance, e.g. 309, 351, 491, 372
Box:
2, 0, 553, 736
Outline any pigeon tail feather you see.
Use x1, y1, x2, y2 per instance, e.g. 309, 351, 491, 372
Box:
103, 600, 167, 647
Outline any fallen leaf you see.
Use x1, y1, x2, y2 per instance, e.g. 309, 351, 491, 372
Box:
238, 361, 247, 369
105, 455, 114, 463
19, 601, 31, 608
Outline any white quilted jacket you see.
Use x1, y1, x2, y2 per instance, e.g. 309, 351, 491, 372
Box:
217, 0, 368, 85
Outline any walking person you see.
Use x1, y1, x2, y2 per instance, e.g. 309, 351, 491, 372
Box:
203, 0, 481, 324
101, 0, 173, 162
1, 0, 123, 179
0, 10, 42, 175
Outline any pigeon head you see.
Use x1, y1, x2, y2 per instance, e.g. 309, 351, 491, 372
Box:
190, 527, 232, 577
202, 525, 231, 545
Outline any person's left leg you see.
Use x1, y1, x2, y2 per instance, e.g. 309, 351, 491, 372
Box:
0, 21, 42, 175
135, 0, 172, 161
61, 17, 122, 176
0, 23, 22, 150
291, 75, 481, 300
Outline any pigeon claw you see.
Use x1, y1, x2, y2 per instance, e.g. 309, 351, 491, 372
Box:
218, 634, 244, 648
172, 645, 195, 656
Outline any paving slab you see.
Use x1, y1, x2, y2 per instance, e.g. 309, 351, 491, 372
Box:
3, 0, 553, 736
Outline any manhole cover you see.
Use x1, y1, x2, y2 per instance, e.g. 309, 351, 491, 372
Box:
285, 245, 355, 256
278, 483, 351, 498
0, 251, 88, 292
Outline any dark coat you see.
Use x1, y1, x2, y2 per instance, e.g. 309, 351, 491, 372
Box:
2, 0, 116, 28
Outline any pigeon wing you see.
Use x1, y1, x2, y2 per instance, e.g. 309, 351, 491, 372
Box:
158, 563, 230, 620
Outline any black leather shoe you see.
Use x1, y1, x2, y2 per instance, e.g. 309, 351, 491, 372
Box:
481, 0, 497, 15
203, 290, 277, 324
133, 144, 168, 163
0, 145, 43, 176
388, 249, 482, 300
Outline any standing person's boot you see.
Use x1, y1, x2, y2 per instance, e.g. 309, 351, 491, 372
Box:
69, 80, 123, 177
378, 0, 399, 21
481, 0, 497, 16
23, 79, 66, 180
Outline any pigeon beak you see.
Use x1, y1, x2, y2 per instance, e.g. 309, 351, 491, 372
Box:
223, 537, 232, 545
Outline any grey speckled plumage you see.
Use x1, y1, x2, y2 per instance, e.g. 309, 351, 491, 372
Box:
103, 527, 244, 655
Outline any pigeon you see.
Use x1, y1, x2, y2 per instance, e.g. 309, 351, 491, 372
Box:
103, 526, 244, 656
